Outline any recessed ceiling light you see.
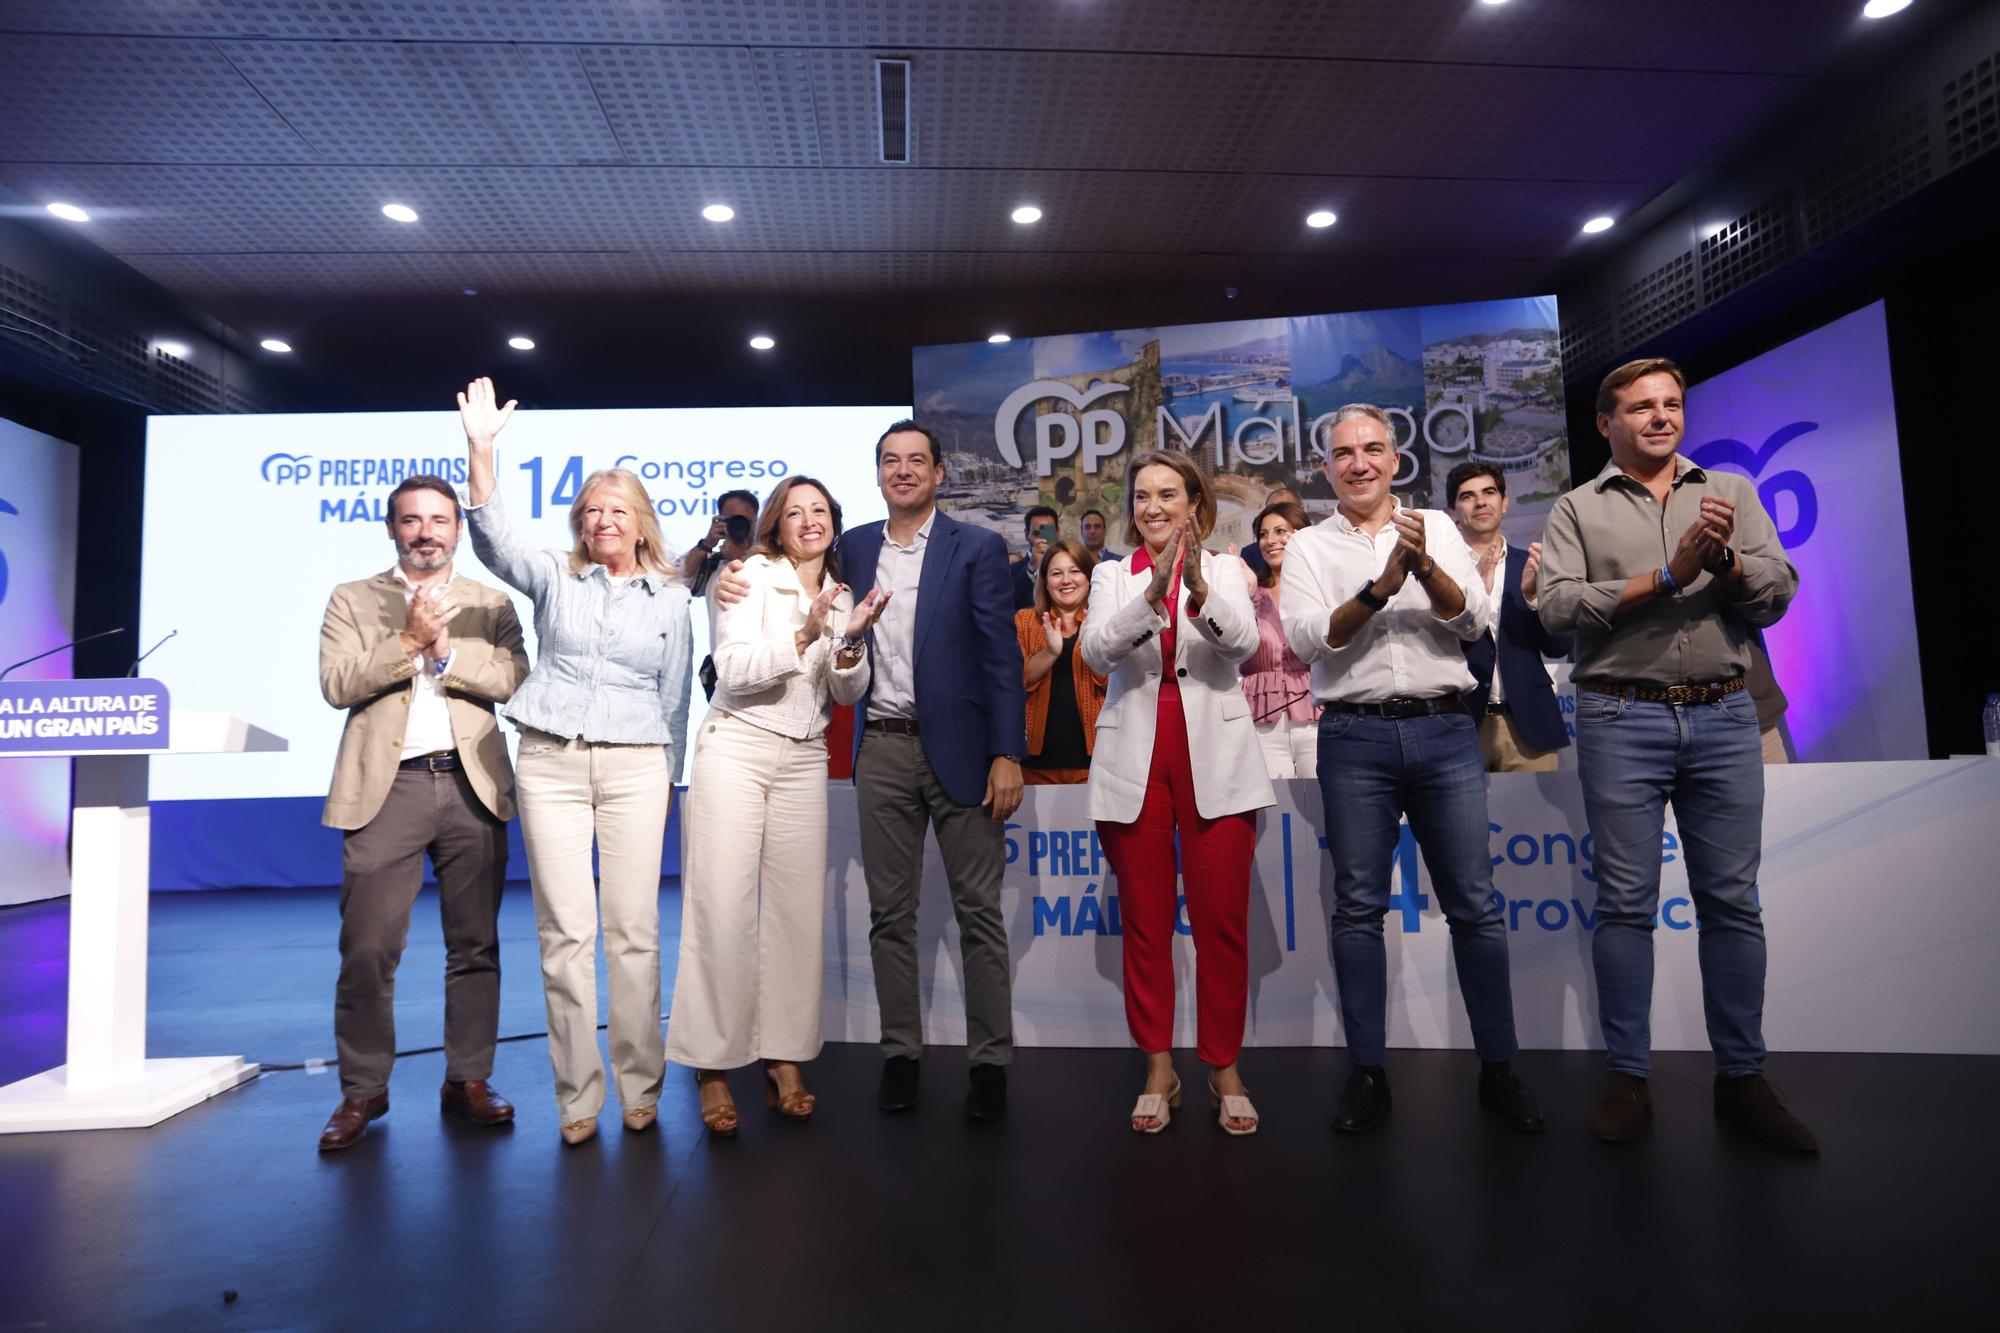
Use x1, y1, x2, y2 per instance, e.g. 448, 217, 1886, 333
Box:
1861, 0, 1912, 18
155, 341, 190, 358
381, 203, 419, 223
701, 203, 735, 222
1011, 205, 1043, 225
988, 333, 1012, 344
1480, 0, 1510, 6
1581, 215, 1616, 235
508, 336, 535, 351
46, 202, 90, 222
749, 335, 776, 351
260, 339, 292, 353
1306, 210, 1337, 229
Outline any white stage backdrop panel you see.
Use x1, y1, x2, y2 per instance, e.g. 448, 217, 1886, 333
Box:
141, 405, 903, 797
0, 416, 80, 905
822, 761, 2000, 1054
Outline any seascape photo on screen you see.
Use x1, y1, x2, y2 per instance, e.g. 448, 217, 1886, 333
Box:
911, 294, 1568, 552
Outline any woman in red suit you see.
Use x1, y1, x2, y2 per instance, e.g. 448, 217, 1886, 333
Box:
1080, 452, 1275, 1135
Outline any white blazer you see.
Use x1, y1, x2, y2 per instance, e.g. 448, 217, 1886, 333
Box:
1079, 547, 1276, 824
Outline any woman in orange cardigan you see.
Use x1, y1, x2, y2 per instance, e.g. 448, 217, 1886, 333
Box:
1014, 538, 1106, 784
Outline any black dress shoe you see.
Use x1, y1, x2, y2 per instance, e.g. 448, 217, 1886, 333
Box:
1589, 1073, 1652, 1143
1714, 1074, 1820, 1154
1331, 1065, 1390, 1134
966, 1064, 1007, 1122
1478, 1062, 1545, 1133
878, 1055, 920, 1112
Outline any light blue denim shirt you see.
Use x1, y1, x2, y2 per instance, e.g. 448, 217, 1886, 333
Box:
465, 492, 691, 764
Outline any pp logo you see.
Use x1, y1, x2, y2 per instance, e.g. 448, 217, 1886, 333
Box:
1687, 422, 1817, 550
0, 496, 14, 606
261, 452, 314, 485
992, 380, 1131, 477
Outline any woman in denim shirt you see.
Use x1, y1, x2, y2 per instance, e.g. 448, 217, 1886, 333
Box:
457, 377, 693, 1146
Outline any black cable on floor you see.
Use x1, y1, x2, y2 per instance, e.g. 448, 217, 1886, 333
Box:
254, 1012, 671, 1073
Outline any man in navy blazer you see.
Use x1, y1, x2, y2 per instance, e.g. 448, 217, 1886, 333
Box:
1447, 462, 1571, 772
758, 421, 1026, 1121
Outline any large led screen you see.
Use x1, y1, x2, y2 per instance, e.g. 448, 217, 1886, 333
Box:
141, 405, 905, 799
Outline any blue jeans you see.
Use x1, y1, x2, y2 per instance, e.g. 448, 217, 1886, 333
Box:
1574, 687, 1766, 1077
1316, 710, 1519, 1066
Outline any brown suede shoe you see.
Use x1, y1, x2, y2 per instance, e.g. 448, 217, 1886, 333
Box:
318, 1092, 389, 1151
1589, 1073, 1652, 1143
439, 1079, 515, 1125
1715, 1074, 1819, 1153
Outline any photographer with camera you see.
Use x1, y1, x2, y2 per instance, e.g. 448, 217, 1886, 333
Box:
1010, 504, 1060, 610
683, 489, 761, 596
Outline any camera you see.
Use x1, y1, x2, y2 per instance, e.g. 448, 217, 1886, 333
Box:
723, 514, 753, 545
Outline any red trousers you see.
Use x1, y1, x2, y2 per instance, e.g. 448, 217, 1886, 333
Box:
1097, 688, 1256, 1067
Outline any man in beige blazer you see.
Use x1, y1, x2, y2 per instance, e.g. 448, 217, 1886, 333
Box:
317, 474, 529, 1151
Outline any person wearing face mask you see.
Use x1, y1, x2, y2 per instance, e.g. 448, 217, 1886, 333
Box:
456, 377, 695, 1148
665, 476, 890, 1133
1015, 538, 1105, 785
1081, 452, 1274, 1137
1240, 499, 1321, 781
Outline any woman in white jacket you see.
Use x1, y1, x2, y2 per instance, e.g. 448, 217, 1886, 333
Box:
1080, 452, 1275, 1136
666, 476, 889, 1134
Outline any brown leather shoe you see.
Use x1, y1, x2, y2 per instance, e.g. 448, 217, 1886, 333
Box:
439, 1079, 515, 1125
1715, 1074, 1819, 1153
318, 1092, 389, 1151
1589, 1073, 1652, 1143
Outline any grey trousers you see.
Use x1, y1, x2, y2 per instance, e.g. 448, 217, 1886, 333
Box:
855, 730, 1013, 1066
335, 766, 508, 1100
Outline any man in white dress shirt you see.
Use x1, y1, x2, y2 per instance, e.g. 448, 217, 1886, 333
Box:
1280, 404, 1542, 1136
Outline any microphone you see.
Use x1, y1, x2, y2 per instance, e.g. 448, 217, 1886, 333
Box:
127, 629, 178, 677
0, 627, 127, 683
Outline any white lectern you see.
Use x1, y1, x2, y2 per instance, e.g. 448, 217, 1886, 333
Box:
0, 705, 285, 1132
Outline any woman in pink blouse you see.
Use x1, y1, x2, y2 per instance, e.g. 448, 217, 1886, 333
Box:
1241, 500, 1321, 779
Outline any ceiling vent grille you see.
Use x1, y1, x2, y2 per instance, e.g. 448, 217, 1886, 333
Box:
1618, 250, 1697, 349
1942, 51, 1999, 170
1802, 100, 1932, 246
877, 58, 911, 164
1559, 304, 1618, 382
1698, 192, 1799, 306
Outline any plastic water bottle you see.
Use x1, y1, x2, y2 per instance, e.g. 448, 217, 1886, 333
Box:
1986, 694, 2000, 757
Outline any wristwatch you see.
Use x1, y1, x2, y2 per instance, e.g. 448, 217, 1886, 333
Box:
1355, 579, 1389, 611
836, 634, 866, 656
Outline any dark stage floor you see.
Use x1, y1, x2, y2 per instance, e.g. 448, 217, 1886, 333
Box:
0, 887, 1991, 1331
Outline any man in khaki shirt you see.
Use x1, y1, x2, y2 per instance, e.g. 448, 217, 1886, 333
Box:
316, 474, 528, 1150
1539, 357, 1814, 1153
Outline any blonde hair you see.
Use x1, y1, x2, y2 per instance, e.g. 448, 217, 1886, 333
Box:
1122, 451, 1218, 549
566, 469, 675, 576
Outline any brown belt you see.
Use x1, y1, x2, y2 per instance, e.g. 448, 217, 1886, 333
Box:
864, 718, 921, 735
1575, 677, 1747, 706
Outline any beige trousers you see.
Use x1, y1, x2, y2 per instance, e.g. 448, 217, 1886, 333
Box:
515, 730, 671, 1121
666, 711, 831, 1070
1477, 711, 1562, 773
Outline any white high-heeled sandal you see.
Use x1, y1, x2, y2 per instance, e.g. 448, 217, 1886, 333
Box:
1209, 1075, 1259, 1136
1130, 1077, 1183, 1134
